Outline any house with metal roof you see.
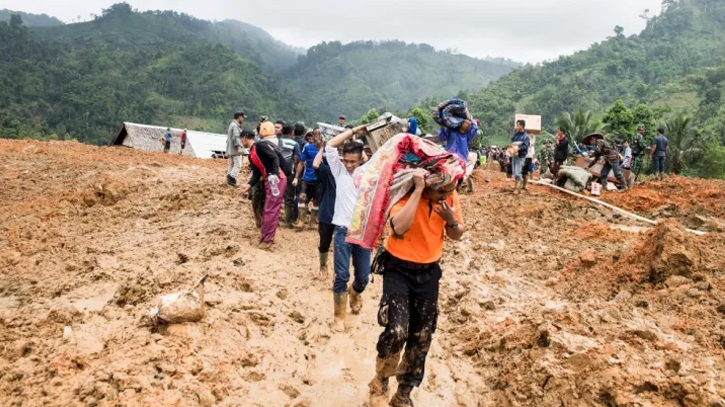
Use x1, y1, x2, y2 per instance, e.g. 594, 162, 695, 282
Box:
110, 122, 228, 159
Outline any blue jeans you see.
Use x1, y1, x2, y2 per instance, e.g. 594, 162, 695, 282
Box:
333, 226, 371, 294
653, 156, 666, 173
511, 157, 525, 181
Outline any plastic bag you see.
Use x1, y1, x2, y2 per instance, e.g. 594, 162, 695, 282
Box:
149, 275, 207, 324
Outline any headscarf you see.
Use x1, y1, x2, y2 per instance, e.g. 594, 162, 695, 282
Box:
259, 121, 275, 137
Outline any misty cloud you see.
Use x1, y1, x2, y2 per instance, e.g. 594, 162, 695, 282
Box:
4, 0, 662, 62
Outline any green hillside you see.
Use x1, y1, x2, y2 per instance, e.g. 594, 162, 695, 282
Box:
0, 4, 310, 145
281, 41, 515, 121
0, 9, 63, 27
468, 0, 725, 139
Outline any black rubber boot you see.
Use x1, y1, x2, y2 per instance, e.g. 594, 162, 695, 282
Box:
390, 385, 414, 407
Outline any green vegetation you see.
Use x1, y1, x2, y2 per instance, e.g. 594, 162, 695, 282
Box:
465, 0, 725, 178
280, 41, 515, 122
0, 9, 63, 27
0, 4, 310, 144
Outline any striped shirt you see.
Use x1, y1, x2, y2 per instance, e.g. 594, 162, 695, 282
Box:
325, 145, 357, 228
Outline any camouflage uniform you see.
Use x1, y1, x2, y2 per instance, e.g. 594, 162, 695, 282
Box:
630, 133, 648, 181
539, 143, 554, 175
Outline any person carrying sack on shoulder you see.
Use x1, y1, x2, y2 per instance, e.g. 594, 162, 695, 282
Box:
368, 171, 465, 407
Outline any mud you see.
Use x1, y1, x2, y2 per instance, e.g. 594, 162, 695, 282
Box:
1, 139, 725, 407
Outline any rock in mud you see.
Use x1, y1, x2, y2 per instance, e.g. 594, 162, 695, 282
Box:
579, 249, 599, 267
648, 220, 701, 283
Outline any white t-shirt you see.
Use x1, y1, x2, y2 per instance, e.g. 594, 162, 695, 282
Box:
325, 145, 357, 228
526, 134, 537, 159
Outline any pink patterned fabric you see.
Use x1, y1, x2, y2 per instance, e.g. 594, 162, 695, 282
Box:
345, 133, 466, 249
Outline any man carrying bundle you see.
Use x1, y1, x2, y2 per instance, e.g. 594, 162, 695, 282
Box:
358, 134, 467, 407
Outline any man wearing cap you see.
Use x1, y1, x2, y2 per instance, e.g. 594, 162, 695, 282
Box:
226, 111, 245, 187
338, 116, 346, 127
585, 134, 628, 192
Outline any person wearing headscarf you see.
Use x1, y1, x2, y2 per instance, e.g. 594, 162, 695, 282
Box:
238, 122, 292, 249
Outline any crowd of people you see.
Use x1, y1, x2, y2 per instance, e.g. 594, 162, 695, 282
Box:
220, 109, 475, 407
215, 108, 670, 406
485, 122, 669, 192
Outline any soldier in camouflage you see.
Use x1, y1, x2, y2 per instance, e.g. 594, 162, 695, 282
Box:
539, 141, 555, 176
630, 125, 648, 181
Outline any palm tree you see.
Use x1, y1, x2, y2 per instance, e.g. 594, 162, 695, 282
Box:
555, 108, 605, 142
665, 114, 692, 175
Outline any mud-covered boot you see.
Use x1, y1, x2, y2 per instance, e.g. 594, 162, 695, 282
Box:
390, 385, 414, 407
349, 285, 363, 315
319, 252, 329, 275
467, 177, 474, 194
333, 292, 348, 332
514, 180, 521, 194
368, 355, 400, 407
522, 174, 529, 190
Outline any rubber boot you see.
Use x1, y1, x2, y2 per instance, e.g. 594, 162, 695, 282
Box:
390, 385, 415, 407
368, 354, 401, 407
333, 292, 348, 332
522, 174, 529, 190
467, 177, 474, 194
319, 252, 329, 275
514, 180, 521, 194
349, 284, 363, 315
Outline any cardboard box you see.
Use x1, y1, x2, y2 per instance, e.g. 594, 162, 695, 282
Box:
515, 114, 542, 135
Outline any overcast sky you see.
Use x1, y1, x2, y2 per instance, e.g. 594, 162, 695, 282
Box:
5, 0, 662, 63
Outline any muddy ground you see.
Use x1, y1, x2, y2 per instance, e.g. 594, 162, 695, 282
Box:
1, 139, 725, 407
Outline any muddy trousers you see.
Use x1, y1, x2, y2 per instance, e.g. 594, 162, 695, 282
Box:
251, 183, 266, 228
227, 155, 242, 180
376, 259, 441, 388
318, 222, 336, 253
260, 178, 287, 244
600, 159, 624, 190
284, 176, 298, 226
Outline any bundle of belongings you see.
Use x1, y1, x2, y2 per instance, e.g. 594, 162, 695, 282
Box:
556, 165, 593, 193
506, 142, 523, 158
433, 98, 473, 133
346, 134, 466, 249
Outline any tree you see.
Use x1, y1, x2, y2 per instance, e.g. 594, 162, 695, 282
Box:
631, 104, 658, 141
357, 108, 381, 125
665, 113, 693, 174
614, 25, 625, 37
602, 100, 635, 138
556, 108, 605, 142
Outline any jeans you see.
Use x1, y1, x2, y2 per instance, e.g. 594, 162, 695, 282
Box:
375, 257, 441, 387
511, 157, 525, 181
653, 156, 666, 173
333, 226, 371, 294
600, 159, 624, 189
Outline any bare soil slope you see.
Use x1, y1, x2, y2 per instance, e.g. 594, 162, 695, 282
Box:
1, 140, 724, 407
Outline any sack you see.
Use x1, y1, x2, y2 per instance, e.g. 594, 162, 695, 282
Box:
150, 276, 207, 324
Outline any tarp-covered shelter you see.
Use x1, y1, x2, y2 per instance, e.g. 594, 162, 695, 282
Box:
111, 122, 228, 159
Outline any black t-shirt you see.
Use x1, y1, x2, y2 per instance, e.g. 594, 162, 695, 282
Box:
315, 157, 337, 225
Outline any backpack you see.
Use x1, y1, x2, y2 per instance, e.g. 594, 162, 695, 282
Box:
256, 141, 293, 177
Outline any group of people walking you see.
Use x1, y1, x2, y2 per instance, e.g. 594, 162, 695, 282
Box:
221, 110, 469, 406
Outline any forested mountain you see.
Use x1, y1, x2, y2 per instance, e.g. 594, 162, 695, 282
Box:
0, 4, 310, 145
281, 41, 516, 121
0, 9, 63, 27
467, 0, 725, 144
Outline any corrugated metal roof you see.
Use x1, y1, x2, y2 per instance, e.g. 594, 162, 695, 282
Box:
111, 122, 227, 159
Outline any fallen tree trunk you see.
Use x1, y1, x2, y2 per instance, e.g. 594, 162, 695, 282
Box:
531, 180, 706, 236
